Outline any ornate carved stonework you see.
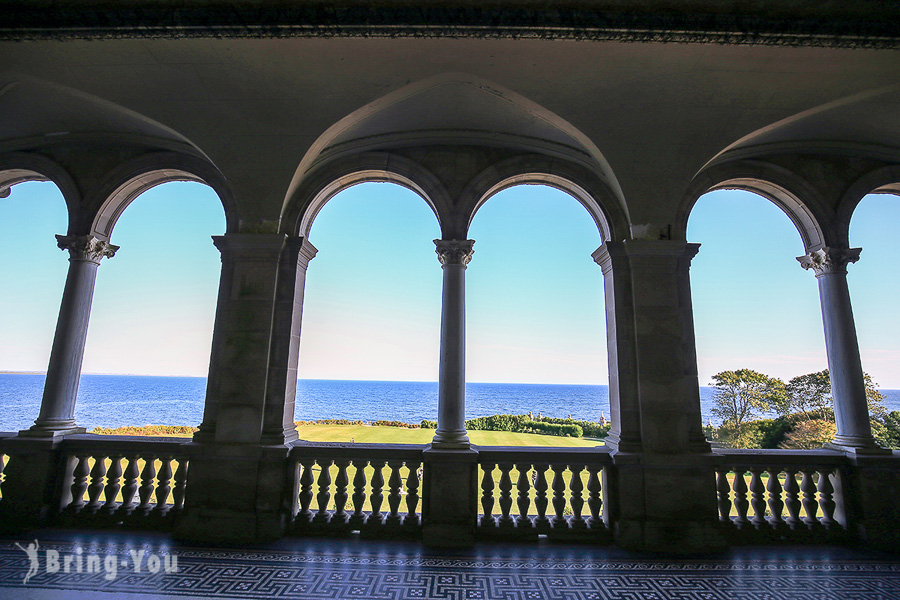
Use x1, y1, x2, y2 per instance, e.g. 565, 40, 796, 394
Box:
55, 235, 119, 263
797, 247, 861, 276
434, 239, 475, 266
2, 5, 899, 48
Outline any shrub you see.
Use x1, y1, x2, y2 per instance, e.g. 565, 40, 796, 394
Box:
294, 419, 367, 426
872, 411, 900, 449
524, 421, 583, 437
463, 414, 595, 438
779, 419, 836, 449
420, 419, 438, 429
465, 414, 531, 432
372, 420, 420, 428
90, 425, 198, 436
533, 415, 609, 438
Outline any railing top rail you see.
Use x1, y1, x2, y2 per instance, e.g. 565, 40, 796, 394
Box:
60, 434, 192, 455
714, 448, 850, 467
0, 432, 17, 449
476, 445, 612, 464
289, 441, 426, 461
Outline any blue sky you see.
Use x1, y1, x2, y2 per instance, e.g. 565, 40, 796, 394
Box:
2, 180, 898, 388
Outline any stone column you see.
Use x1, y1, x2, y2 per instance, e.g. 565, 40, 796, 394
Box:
594, 240, 721, 552
593, 240, 709, 454
798, 247, 884, 452
194, 234, 287, 445
23, 235, 118, 437
431, 239, 475, 449
179, 234, 300, 543
422, 239, 478, 547
262, 237, 317, 445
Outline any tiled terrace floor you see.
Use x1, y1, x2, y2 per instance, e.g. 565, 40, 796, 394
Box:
1, 529, 899, 599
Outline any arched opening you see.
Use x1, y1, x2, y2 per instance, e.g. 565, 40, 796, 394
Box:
0, 179, 69, 431
688, 188, 825, 448
76, 181, 226, 433
295, 181, 443, 442
466, 183, 607, 446
849, 191, 900, 443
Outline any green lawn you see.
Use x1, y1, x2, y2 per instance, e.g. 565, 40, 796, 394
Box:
296, 424, 602, 447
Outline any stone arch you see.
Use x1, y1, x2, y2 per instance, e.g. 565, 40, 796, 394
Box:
283, 152, 449, 238
462, 155, 628, 243
837, 164, 900, 239
0, 151, 80, 228
679, 160, 830, 251
284, 73, 627, 239
88, 152, 237, 241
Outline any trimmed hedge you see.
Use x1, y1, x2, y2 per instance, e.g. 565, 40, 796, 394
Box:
462, 414, 606, 438
533, 416, 610, 438
295, 419, 368, 426
91, 425, 197, 436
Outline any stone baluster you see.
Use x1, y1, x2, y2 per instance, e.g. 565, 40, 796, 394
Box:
749, 468, 766, 528
350, 460, 368, 529
432, 240, 475, 448
550, 464, 568, 528
297, 459, 315, 524
172, 458, 188, 512
85, 454, 108, 514
153, 456, 173, 514
533, 464, 550, 530
26, 236, 117, 437
386, 460, 404, 525
314, 460, 333, 523
68, 454, 90, 512
369, 460, 386, 526
732, 470, 749, 528
137, 457, 157, 516
765, 468, 785, 529
586, 464, 603, 529
405, 462, 421, 527
333, 460, 350, 525
817, 469, 837, 529
716, 468, 732, 523
497, 463, 514, 528
119, 456, 140, 515
515, 463, 532, 528
783, 468, 801, 529
480, 463, 496, 527
103, 455, 123, 515
569, 465, 586, 529
800, 469, 819, 528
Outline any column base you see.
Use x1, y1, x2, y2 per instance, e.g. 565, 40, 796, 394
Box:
422, 446, 478, 548
431, 429, 470, 449
825, 440, 891, 455
19, 422, 86, 438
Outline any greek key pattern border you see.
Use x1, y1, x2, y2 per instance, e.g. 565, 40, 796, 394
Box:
1, 539, 899, 599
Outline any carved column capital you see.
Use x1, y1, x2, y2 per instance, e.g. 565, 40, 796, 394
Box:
55, 235, 119, 264
434, 239, 475, 266
797, 247, 861, 276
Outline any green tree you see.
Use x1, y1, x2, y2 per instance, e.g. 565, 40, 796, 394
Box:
872, 411, 900, 449
710, 369, 786, 430
784, 369, 885, 420
784, 370, 832, 420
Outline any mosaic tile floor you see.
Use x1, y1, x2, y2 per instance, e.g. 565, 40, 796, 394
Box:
0, 530, 899, 599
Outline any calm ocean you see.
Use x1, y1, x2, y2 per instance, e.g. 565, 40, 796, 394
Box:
2, 373, 900, 432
